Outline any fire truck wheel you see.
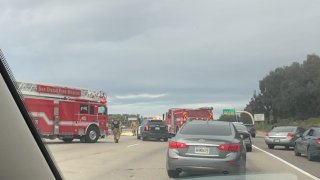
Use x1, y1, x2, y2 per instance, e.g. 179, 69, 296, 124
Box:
86, 126, 100, 143
62, 138, 74, 143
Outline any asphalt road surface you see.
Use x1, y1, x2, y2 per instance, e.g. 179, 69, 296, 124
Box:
252, 133, 320, 179
46, 132, 320, 180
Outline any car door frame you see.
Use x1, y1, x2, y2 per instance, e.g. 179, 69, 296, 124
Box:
302, 129, 313, 154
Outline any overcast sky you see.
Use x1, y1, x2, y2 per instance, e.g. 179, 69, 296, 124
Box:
1, 0, 320, 118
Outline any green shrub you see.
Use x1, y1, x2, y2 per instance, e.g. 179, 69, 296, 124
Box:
254, 117, 320, 132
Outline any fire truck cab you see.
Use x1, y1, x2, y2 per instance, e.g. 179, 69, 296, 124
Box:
18, 82, 108, 143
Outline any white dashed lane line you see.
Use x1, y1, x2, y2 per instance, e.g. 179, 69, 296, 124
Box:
127, 143, 140, 148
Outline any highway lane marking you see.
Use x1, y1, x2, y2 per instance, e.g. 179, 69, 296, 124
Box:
127, 143, 140, 148
253, 145, 320, 180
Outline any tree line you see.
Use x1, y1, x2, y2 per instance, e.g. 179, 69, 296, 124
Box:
244, 54, 320, 123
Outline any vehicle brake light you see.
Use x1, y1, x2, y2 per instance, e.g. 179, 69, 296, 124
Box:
316, 139, 320, 144
168, 141, 188, 149
287, 133, 294, 138
144, 125, 150, 131
218, 143, 240, 152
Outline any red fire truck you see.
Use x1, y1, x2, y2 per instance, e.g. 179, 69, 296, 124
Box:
17, 81, 108, 143
164, 107, 214, 135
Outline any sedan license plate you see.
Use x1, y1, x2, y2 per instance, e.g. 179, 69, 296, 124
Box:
155, 127, 160, 130
195, 146, 210, 155
274, 139, 280, 143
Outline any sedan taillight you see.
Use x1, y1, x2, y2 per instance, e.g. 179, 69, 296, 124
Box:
144, 125, 150, 131
316, 139, 320, 145
218, 143, 240, 152
287, 133, 294, 138
168, 141, 188, 149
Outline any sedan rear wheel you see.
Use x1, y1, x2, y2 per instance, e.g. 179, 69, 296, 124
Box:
167, 170, 179, 178
294, 144, 301, 156
307, 148, 315, 161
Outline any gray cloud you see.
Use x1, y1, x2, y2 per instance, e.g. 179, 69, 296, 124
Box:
1, 0, 320, 117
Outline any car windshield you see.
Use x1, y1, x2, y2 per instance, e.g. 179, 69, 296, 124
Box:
180, 123, 232, 136
271, 127, 296, 133
2, 0, 320, 179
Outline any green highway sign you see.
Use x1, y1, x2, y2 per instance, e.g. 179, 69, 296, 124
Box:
223, 109, 235, 116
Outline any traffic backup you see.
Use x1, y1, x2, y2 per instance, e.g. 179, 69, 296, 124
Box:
18, 82, 108, 143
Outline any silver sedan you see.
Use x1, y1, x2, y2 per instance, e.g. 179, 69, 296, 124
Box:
265, 126, 305, 149
166, 121, 246, 178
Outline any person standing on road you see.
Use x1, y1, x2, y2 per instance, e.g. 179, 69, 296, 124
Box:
130, 120, 137, 136
111, 119, 121, 143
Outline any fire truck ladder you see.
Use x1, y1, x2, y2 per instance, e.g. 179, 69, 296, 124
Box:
17, 82, 106, 102
17, 82, 38, 95
80, 89, 106, 102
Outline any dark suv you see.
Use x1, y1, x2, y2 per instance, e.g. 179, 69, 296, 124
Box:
139, 120, 168, 141
244, 124, 256, 138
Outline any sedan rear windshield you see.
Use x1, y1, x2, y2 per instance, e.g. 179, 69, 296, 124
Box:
271, 127, 296, 133
314, 129, 320, 136
180, 123, 232, 136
